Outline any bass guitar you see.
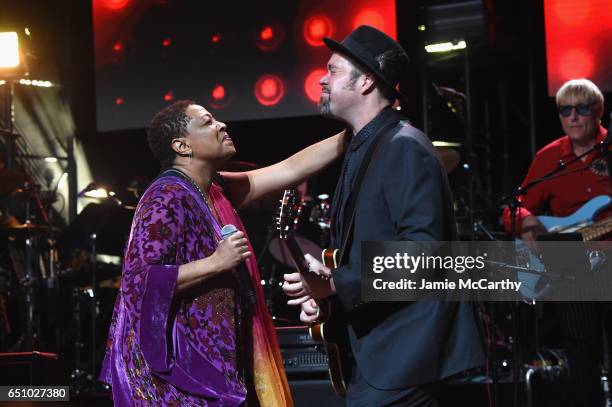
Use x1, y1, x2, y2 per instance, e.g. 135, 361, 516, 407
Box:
277, 189, 351, 397
516, 195, 612, 301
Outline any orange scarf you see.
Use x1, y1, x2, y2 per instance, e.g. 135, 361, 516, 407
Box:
210, 184, 294, 407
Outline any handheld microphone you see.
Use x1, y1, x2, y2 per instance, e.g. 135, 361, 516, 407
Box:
221, 224, 257, 305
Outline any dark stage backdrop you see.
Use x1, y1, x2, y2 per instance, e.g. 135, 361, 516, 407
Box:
92, 0, 397, 132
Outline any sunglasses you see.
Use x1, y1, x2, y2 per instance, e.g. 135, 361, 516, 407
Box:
558, 103, 595, 117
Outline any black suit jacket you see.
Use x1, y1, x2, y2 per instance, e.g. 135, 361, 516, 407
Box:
331, 121, 484, 390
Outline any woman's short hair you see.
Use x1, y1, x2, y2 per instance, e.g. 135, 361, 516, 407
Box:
556, 79, 604, 118
147, 99, 195, 168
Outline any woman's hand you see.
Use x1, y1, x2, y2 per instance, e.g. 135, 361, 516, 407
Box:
176, 231, 251, 293
211, 231, 251, 271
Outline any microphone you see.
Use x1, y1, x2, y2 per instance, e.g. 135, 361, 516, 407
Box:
221, 224, 257, 305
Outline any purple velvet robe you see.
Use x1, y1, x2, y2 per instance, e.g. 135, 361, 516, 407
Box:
100, 176, 247, 406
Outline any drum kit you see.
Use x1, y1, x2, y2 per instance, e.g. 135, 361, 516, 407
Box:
0, 167, 131, 391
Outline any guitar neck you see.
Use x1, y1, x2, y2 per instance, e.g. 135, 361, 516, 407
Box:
283, 235, 310, 274
579, 217, 612, 241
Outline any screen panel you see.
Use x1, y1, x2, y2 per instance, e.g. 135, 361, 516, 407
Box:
92, 0, 396, 132
544, 0, 612, 96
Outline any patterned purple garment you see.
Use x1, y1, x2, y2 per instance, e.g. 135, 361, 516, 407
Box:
99, 175, 247, 406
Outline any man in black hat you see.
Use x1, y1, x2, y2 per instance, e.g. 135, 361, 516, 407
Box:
283, 25, 484, 406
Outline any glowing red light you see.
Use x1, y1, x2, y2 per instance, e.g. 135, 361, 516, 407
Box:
261, 80, 278, 98
254, 74, 285, 106
112, 41, 124, 52
115, 97, 125, 105
208, 84, 230, 109
104, 0, 130, 10
353, 9, 385, 31
304, 69, 327, 103
211, 33, 222, 43
162, 37, 172, 47
559, 49, 594, 79
163, 91, 174, 102
553, 0, 593, 26
260, 26, 274, 41
212, 85, 226, 101
255, 23, 285, 52
303, 16, 334, 47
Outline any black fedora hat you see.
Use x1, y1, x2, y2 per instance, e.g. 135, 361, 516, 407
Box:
323, 25, 410, 105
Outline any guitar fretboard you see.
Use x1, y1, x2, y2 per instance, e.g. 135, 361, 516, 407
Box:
578, 216, 612, 241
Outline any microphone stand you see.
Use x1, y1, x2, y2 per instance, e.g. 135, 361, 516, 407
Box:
603, 113, 612, 189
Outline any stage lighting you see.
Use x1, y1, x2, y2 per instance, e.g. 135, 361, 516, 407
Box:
303, 15, 334, 47
254, 74, 285, 106
425, 40, 467, 54
0, 32, 20, 70
79, 182, 121, 204
79, 183, 113, 198
423, 1, 485, 52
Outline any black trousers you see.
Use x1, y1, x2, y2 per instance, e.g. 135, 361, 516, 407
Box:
346, 365, 440, 407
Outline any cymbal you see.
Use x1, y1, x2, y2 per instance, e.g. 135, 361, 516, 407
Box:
0, 170, 27, 195
435, 147, 461, 173
220, 160, 259, 172
1, 222, 61, 238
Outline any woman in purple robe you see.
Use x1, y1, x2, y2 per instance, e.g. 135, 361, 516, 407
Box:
99, 100, 347, 406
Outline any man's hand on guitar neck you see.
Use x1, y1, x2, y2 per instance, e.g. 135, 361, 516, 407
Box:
282, 253, 336, 303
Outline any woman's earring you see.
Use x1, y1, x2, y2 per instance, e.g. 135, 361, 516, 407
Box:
188, 150, 193, 163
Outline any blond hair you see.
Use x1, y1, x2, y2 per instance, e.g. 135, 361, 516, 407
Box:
555, 78, 604, 118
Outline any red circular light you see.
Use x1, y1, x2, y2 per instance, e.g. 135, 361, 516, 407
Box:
559, 49, 594, 79
162, 37, 172, 47
115, 97, 125, 105
112, 41, 124, 52
353, 9, 385, 31
254, 74, 285, 106
260, 26, 274, 41
304, 69, 327, 103
208, 84, 231, 109
211, 33, 222, 44
163, 91, 174, 102
104, 0, 130, 10
255, 23, 285, 52
212, 85, 226, 101
303, 16, 334, 47
261, 79, 277, 97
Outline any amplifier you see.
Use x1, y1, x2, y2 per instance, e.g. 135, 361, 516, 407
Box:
0, 351, 59, 385
276, 326, 328, 375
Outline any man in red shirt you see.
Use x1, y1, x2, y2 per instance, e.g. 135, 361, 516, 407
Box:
504, 78, 610, 407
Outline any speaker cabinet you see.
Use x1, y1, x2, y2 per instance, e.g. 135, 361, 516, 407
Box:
0, 351, 59, 385
289, 379, 345, 407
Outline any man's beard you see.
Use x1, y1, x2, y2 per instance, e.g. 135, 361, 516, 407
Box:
318, 95, 331, 117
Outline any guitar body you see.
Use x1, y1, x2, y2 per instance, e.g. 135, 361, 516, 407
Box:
309, 248, 352, 397
516, 195, 612, 300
